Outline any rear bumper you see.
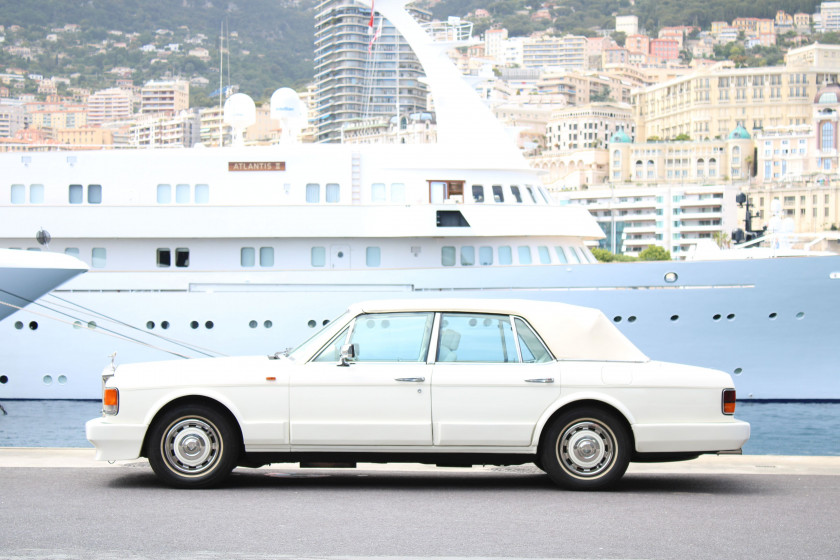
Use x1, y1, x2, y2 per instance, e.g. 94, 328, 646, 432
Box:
85, 418, 147, 461
632, 420, 750, 453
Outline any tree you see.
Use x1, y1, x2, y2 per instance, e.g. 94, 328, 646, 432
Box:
713, 231, 731, 249
675, 133, 691, 141
611, 31, 627, 47
639, 245, 671, 261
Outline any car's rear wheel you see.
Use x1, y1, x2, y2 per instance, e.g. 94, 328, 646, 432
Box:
147, 404, 240, 489
540, 407, 630, 490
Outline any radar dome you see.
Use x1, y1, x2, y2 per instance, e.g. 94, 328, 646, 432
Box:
223, 93, 256, 128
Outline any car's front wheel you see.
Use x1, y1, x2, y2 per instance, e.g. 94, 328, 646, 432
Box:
540, 407, 630, 490
147, 404, 240, 489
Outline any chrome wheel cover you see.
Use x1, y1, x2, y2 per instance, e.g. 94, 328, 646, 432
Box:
556, 419, 616, 479
162, 417, 222, 476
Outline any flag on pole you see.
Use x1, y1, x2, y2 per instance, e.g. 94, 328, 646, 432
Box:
368, 16, 383, 54
369, 0, 375, 29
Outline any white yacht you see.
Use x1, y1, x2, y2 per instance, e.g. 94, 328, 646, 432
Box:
1, 0, 839, 401
0, 249, 88, 323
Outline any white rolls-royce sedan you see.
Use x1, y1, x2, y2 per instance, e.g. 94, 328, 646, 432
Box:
86, 299, 750, 490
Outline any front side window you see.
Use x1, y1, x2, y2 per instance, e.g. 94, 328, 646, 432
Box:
515, 317, 552, 363
314, 312, 434, 363
437, 313, 518, 363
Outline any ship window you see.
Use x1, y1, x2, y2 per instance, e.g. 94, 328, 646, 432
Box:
554, 247, 568, 263
518, 246, 532, 264
10, 184, 25, 204
525, 186, 537, 203
69, 184, 83, 204
567, 247, 581, 264
241, 247, 256, 267
175, 248, 190, 268
537, 187, 551, 204
311, 247, 326, 267
574, 247, 588, 263
511, 186, 523, 203
492, 185, 504, 203
366, 246, 381, 267
461, 246, 475, 266
30, 184, 44, 204
538, 246, 551, 264
195, 184, 209, 203
157, 184, 171, 203
88, 184, 102, 204
260, 247, 274, 267
176, 184, 190, 204
479, 246, 493, 265
65, 248, 80, 257
157, 248, 171, 268
472, 185, 485, 203
499, 246, 512, 265
441, 246, 456, 266
326, 183, 340, 203
91, 248, 107, 268
306, 183, 320, 203
390, 183, 405, 202
372, 183, 386, 202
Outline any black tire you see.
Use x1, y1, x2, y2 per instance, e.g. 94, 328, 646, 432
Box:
540, 407, 630, 490
147, 404, 240, 489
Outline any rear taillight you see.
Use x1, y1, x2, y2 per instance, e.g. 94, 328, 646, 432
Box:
103, 387, 119, 415
722, 388, 736, 415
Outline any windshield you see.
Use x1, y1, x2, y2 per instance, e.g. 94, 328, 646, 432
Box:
285, 311, 352, 361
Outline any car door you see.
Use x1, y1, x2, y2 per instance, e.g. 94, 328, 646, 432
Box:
431, 313, 561, 447
289, 311, 434, 446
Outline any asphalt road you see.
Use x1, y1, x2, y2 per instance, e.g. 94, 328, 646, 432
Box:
1, 463, 838, 560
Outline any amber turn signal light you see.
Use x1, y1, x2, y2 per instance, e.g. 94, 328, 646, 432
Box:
722, 388, 736, 415
103, 388, 119, 415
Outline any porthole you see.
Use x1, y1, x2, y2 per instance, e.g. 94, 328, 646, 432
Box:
29, 321, 38, 330
87, 321, 97, 329
249, 320, 258, 329
0, 375, 8, 384
146, 321, 155, 330
734, 368, 743, 375
795, 312, 805, 320
205, 321, 214, 329
14, 321, 23, 330
613, 316, 622, 323
468, 318, 477, 327
670, 315, 679, 322
628, 316, 637, 323
713, 314, 721, 321
264, 320, 273, 328
726, 314, 735, 321
322, 319, 330, 326
43, 375, 53, 384
190, 321, 199, 329
768, 312, 778, 320
664, 272, 678, 283
161, 321, 170, 330
58, 375, 67, 384
73, 321, 82, 329
308, 320, 317, 328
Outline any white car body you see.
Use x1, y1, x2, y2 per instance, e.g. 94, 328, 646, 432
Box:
87, 299, 750, 489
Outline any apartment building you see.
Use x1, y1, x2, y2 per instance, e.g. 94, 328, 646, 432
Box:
139, 80, 189, 116
545, 102, 635, 152
521, 35, 587, 70
313, 0, 429, 143
632, 44, 840, 141
130, 109, 200, 147
0, 101, 25, 137
87, 87, 132, 125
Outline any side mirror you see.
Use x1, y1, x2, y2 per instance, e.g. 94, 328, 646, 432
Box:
338, 343, 356, 367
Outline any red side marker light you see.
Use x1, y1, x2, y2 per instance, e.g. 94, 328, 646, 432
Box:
266, 377, 276, 382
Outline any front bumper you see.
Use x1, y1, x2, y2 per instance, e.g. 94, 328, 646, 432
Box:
85, 417, 148, 461
633, 419, 751, 453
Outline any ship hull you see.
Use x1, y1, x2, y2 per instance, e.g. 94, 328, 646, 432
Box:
1, 255, 838, 400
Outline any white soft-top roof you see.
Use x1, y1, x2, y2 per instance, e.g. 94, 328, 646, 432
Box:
351, 298, 648, 363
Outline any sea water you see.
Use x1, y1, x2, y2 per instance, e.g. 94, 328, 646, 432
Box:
0, 400, 838, 455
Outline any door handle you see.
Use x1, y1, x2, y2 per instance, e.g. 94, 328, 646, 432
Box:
395, 377, 425, 382
525, 378, 554, 383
